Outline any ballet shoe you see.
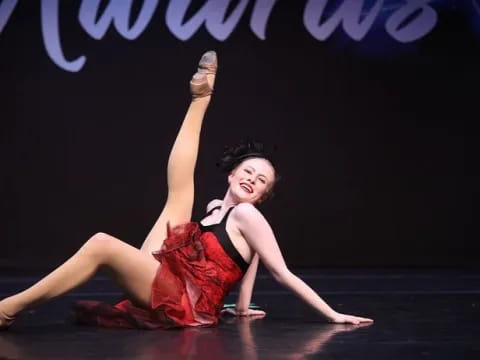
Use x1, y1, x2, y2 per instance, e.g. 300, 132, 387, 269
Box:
0, 306, 16, 330
190, 50, 218, 99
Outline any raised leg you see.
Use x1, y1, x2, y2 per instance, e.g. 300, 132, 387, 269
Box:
0, 51, 219, 329
140, 51, 218, 255
0, 232, 159, 328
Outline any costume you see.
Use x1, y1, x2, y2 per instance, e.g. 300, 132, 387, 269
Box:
74, 206, 249, 329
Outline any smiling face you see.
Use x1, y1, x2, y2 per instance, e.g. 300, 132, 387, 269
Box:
227, 157, 276, 204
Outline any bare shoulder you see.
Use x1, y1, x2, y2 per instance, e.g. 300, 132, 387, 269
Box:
231, 204, 275, 246
206, 199, 223, 212
232, 203, 266, 224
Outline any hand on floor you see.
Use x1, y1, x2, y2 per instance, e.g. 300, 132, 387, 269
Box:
221, 307, 266, 318
328, 312, 374, 325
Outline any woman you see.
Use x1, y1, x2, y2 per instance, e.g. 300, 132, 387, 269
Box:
0, 51, 372, 330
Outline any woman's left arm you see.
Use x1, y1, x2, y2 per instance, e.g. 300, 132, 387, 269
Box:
232, 203, 373, 325
235, 253, 260, 313
222, 253, 265, 317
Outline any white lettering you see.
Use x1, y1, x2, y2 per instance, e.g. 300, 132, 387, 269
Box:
166, 0, 250, 41
78, 0, 159, 40
1, 0, 446, 72
41, 0, 85, 72
385, 0, 437, 43
249, 0, 279, 40
0, 0, 18, 34
303, 0, 383, 41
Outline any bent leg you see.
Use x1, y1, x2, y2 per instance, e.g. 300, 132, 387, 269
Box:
0, 233, 159, 317
141, 52, 217, 255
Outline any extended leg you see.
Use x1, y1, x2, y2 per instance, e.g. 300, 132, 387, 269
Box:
140, 51, 218, 255
0, 232, 159, 326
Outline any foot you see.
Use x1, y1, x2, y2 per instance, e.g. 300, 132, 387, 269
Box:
190, 51, 218, 99
0, 301, 16, 330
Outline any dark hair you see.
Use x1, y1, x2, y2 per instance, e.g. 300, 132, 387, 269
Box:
216, 140, 280, 202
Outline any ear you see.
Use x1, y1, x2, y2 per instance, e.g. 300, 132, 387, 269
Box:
228, 171, 234, 185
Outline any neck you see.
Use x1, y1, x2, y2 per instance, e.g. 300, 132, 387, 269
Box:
221, 189, 239, 209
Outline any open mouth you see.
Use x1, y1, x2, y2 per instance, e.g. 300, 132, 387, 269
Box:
240, 183, 253, 194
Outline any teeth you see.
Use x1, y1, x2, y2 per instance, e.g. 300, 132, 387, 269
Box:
241, 184, 252, 193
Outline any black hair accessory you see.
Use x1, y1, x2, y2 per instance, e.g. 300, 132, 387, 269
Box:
216, 140, 274, 173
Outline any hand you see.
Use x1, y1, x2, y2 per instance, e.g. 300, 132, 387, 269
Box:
328, 312, 373, 325
220, 307, 266, 318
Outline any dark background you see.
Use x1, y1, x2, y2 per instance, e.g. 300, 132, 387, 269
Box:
1, 1, 478, 272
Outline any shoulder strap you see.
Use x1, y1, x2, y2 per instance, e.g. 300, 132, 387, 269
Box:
220, 206, 235, 224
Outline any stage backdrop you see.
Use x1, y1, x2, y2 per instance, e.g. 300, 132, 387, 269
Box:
1, 0, 479, 271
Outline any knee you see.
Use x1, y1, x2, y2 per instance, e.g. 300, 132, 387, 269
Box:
90, 232, 112, 242
82, 232, 115, 258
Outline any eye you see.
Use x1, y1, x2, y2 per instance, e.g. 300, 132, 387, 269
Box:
259, 178, 266, 184
244, 169, 252, 174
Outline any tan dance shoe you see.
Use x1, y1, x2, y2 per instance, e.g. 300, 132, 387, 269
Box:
190, 50, 218, 99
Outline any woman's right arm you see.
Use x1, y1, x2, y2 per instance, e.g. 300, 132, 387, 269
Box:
232, 203, 373, 325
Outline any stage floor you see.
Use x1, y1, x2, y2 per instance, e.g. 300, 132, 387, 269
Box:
1, 268, 479, 359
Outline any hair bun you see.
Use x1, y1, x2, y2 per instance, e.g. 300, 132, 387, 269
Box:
216, 140, 270, 173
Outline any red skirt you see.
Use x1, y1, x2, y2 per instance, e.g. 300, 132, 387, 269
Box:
74, 222, 244, 329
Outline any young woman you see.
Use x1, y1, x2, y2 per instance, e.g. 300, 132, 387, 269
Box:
0, 51, 373, 330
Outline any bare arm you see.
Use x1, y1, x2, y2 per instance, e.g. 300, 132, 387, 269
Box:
235, 253, 259, 313
221, 251, 265, 317
232, 203, 373, 324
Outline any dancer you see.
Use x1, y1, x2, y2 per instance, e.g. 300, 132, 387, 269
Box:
0, 51, 373, 330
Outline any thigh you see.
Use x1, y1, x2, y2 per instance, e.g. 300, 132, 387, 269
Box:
100, 235, 160, 308
141, 193, 193, 255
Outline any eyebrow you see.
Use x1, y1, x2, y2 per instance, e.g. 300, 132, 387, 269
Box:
246, 165, 269, 181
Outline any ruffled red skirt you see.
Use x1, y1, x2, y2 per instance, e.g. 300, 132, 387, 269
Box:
74, 222, 244, 329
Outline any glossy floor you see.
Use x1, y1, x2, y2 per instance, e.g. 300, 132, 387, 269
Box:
0, 269, 479, 359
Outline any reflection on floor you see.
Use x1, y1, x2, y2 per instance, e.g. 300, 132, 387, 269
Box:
0, 268, 479, 359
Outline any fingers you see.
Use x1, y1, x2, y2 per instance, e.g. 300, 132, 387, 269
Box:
346, 317, 361, 325
337, 322, 372, 331
333, 314, 374, 325
351, 315, 373, 323
346, 316, 374, 325
237, 309, 266, 317
248, 314, 266, 320
249, 309, 266, 316
355, 322, 374, 329
358, 317, 374, 323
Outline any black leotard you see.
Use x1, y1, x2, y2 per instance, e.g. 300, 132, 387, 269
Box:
199, 206, 250, 273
